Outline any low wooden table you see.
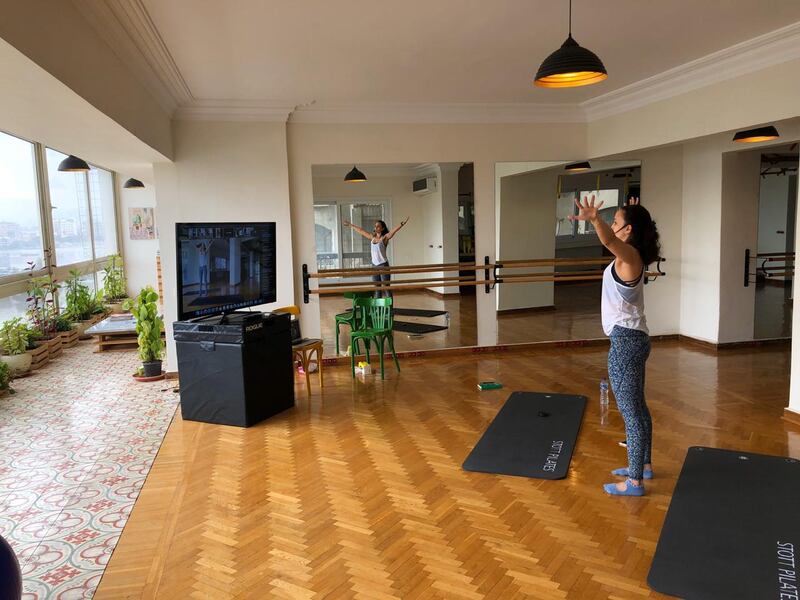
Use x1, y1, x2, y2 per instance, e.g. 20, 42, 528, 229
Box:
85, 315, 165, 352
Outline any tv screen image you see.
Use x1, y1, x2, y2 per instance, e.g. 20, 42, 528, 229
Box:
175, 222, 276, 320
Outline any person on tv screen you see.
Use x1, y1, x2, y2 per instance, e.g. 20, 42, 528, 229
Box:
195, 239, 213, 296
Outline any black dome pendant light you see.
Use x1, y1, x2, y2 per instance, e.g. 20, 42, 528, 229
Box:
344, 165, 367, 182
534, 0, 607, 88
123, 178, 145, 189
732, 125, 780, 143
57, 154, 90, 172
565, 161, 591, 172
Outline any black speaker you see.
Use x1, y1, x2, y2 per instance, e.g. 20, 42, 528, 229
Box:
174, 312, 294, 427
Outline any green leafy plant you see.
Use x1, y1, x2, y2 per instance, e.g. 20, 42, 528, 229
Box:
55, 313, 74, 332
0, 318, 30, 355
102, 255, 128, 302
124, 286, 164, 363
26, 266, 59, 338
64, 269, 96, 321
0, 360, 14, 395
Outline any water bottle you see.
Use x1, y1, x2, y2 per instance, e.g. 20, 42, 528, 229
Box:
600, 378, 609, 408
600, 378, 609, 425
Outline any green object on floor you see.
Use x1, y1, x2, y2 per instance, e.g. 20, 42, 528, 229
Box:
350, 297, 400, 380
477, 381, 503, 390
335, 291, 372, 355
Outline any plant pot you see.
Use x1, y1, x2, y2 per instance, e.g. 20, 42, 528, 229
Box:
142, 360, 162, 378
59, 328, 79, 348
107, 300, 128, 314
29, 343, 49, 370
1, 353, 32, 376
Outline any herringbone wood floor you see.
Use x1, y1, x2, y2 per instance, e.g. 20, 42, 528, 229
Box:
96, 340, 798, 599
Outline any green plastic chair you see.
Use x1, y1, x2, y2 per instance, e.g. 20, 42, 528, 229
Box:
350, 297, 400, 380
335, 291, 372, 355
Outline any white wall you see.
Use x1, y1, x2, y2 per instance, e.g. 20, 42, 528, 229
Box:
287, 121, 586, 346
119, 176, 159, 297
679, 137, 723, 343
497, 169, 558, 311
155, 120, 293, 371
718, 150, 761, 343
758, 174, 791, 254
587, 58, 800, 158
788, 172, 800, 416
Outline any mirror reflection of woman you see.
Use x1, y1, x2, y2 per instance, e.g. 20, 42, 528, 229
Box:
344, 218, 409, 298
570, 196, 661, 497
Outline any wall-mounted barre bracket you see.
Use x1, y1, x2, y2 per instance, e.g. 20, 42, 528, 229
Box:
302, 263, 310, 304
744, 249, 750, 288
492, 261, 503, 290
484, 256, 491, 294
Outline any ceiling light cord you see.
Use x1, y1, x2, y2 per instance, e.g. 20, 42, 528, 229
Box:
569, 0, 572, 37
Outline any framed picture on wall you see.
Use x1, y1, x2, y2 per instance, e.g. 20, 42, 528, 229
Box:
129, 207, 157, 240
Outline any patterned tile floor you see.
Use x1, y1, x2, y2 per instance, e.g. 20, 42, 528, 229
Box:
0, 344, 178, 599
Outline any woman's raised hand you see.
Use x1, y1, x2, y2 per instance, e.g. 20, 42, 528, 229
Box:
569, 194, 604, 221
627, 196, 640, 206
343, 220, 352, 227
401, 216, 409, 226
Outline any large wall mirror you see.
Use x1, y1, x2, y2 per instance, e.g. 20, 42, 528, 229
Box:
311, 163, 477, 354
495, 160, 642, 344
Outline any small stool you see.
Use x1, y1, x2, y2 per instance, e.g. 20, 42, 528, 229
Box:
292, 338, 324, 396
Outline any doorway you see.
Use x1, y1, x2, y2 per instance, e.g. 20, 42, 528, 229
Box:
754, 147, 798, 339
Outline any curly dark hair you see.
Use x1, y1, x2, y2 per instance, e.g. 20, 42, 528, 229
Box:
620, 204, 661, 266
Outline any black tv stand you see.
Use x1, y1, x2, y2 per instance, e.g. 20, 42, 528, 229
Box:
173, 311, 294, 427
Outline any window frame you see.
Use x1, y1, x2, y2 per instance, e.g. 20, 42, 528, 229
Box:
0, 129, 123, 312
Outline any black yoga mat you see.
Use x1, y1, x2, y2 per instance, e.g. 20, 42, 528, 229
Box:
393, 321, 448, 334
648, 446, 800, 600
393, 308, 448, 317
462, 392, 586, 480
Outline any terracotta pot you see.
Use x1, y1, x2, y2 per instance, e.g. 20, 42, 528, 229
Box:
1, 353, 32, 376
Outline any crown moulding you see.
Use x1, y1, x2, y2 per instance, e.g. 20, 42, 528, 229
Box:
77, 2, 800, 125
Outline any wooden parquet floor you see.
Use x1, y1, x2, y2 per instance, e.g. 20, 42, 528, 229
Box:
96, 340, 799, 599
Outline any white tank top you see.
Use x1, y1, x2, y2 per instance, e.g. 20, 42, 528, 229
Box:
601, 261, 648, 336
371, 238, 388, 265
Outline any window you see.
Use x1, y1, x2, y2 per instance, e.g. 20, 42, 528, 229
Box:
314, 204, 339, 270
0, 291, 29, 323
88, 167, 117, 258
577, 189, 619, 234
0, 131, 44, 275
46, 148, 93, 266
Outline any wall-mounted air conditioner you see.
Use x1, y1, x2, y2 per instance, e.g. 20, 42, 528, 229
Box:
412, 177, 437, 195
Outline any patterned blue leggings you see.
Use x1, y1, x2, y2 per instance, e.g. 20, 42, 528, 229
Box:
608, 326, 652, 481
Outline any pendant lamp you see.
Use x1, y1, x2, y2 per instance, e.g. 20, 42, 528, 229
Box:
565, 161, 591, 172
344, 165, 367, 182
534, 0, 607, 88
732, 126, 780, 144
57, 155, 90, 172
123, 178, 145, 189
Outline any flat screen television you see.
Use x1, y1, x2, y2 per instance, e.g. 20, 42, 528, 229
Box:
175, 222, 276, 321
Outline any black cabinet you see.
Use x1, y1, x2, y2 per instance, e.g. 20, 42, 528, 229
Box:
174, 312, 294, 427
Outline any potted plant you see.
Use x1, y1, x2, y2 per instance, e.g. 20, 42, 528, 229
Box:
55, 313, 79, 348
102, 255, 129, 313
26, 271, 62, 359
25, 325, 48, 370
0, 360, 14, 397
124, 286, 165, 379
0, 318, 32, 376
64, 269, 101, 337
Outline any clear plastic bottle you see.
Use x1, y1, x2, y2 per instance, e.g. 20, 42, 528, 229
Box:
600, 377, 609, 408
600, 377, 609, 425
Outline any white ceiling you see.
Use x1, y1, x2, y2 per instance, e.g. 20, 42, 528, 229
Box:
137, 0, 800, 106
